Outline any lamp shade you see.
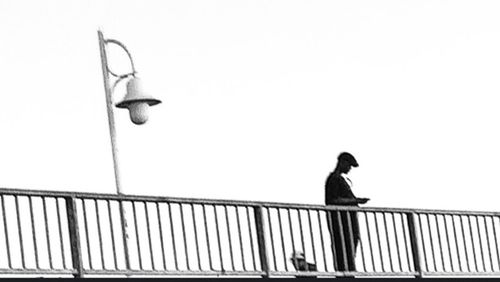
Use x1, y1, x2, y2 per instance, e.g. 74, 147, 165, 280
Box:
115, 77, 162, 125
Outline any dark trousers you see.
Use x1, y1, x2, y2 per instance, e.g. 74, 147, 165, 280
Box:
327, 210, 360, 272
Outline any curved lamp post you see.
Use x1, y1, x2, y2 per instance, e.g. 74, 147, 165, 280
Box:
97, 30, 161, 271
97, 30, 162, 195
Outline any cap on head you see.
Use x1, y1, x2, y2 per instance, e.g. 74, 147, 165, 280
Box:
291, 251, 305, 260
338, 152, 359, 167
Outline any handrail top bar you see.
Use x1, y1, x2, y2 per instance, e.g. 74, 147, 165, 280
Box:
0, 186, 498, 216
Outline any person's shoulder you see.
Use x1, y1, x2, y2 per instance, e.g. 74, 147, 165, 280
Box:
326, 172, 343, 186
327, 172, 342, 181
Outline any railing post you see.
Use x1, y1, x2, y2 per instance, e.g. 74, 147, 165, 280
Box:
407, 212, 423, 278
65, 197, 84, 278
254, 206, 270, 277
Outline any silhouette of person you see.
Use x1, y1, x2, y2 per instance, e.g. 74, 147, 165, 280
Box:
325, 152, 369, 273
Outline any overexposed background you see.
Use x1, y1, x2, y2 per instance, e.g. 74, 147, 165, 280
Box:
1, 0, 499, 211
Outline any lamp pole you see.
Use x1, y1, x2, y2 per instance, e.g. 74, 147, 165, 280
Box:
98, 30, 131, 271
97, 30, 161, 270
98, 30, 124, 195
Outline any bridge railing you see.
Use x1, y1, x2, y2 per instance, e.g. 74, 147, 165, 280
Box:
0, 187, 498, 277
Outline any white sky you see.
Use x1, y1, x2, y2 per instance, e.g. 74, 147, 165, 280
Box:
1, 0, 500, 212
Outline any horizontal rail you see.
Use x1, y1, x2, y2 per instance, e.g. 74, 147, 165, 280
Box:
0, 187, 499, 216
0, 268, 76, 274
269, 271, 420, 277
420, 271, 500, 277
83, 269, 266, 276
0, 188, 498, 278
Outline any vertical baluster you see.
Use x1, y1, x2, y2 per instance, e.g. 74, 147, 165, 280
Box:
491, 216, 500, 272
235, 206, 246, 271
434, 214, 445, 271
106, 200, 118, 270
468, 215, 478, 271
214, 205, 224, 271
483, 216, 494, 272
382, 212, 394, 272
224, 205, 235, 271
363, 212, 375, 272
94, 200, 105, 270
307, 210, 318, 270
287, 208, 297, 269
82, 199, 92, 270
417, 214, 429, 272
459, 215, 471, 272
297, 209, 308, 270
357, 212, 367, 272
42, 197, 53, 269
156, 203, 167, 270
475, 215, 486, 272
202, 205, 213, 270
391, 213, 402, 272
29, 196, 40, 269
443, 215, 454, 272
266, 208, 276, 271
56, 199, 67, 270
316, 210, 327, 272
450, 215, 462, 272
15, 196, 26, 268
425, 214, 437, 272
234, 206, 247, 271
1, 195, 12, 269
132, 202, 142, 270
277, 209, 288, 271
246, 206, 257, 271
191, 204, 202, 271
179, 204, 190, 270
167, 202, 178, 270
374, 212, 385, 272
144, 202, 155, 270
400, 213, 411, 271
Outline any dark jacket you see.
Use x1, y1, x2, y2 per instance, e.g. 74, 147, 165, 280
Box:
325, 173, 358, 206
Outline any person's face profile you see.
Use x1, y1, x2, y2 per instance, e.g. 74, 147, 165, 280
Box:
339, 159, 351, 174
345, 163, 352, 174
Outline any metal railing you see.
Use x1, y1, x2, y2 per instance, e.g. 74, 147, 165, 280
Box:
0, 187, 499, 277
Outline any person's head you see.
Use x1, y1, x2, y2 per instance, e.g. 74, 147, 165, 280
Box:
291, 251, 305, 261
290, 251, 306, 267
336, 152, 359, 174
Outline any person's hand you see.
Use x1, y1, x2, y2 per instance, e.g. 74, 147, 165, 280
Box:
357, 197, 370, 204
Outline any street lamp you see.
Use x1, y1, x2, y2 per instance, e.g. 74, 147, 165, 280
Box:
97, 30, 161, 271
116, 77, 161, 125
97, 30, 162, 194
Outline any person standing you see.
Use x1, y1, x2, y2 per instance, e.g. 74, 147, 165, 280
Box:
325, 152, 369, 272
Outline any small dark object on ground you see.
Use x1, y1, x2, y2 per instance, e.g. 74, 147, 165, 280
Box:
290, 251, 317, 278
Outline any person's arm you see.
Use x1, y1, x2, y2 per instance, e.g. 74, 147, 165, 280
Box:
329, 197, 370, 205
357, 197, 370, 204
334, 177, 370, 205
326, 174, 370, 205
